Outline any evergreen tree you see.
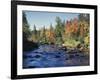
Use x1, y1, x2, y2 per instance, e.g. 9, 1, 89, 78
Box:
55, 17, 64, 44
33, 25, 37, 35
55, 17, 62, 37
31, 25, 38, 42
40, 26, 47, 44
23, 12, 31, 38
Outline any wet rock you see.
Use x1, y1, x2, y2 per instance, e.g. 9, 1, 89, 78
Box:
34, 55, 41, 58
23, 45, 89, 68
75, 54, 79, 56
58, 52, 61, 54
55, 55, 61, 58
66, 58, 69, 60
69, 54, 75, 59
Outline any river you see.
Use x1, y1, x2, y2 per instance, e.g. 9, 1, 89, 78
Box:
23, 45, 89, 68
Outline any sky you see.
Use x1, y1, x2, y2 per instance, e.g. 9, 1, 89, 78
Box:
23, 11, 79, 30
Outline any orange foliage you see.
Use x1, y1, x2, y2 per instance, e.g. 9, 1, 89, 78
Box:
65, 20, 71, 34
65, 18, 78, 36
45, 29, 55, 43
80, 24, 84, 37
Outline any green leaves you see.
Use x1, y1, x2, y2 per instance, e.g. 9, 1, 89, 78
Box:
22, 12, 90, 54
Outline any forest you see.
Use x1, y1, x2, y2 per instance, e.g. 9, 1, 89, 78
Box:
23, 12, 90, 54
23, 12, 90, 68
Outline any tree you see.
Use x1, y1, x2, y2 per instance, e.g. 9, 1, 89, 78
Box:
23, 12, 31, 38
65, 18, 79, 38
78, 14, 90, 38
45, 24, 55, 44
55, 17, 62, 37
40, 26, 47, 44
31, 25, 38, 42
78, 14, 90, 51
23, 12, 38, 51
55, 17, 64, 44
78, 14, 90, 23
33, 25, 37, 35
61, 20, 65, 35
65, 20, 72, 38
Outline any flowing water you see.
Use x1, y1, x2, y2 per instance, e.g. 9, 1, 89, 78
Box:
23, 45, 89, 68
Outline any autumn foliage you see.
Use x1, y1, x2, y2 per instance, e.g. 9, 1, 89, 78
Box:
23, 13, 90, 52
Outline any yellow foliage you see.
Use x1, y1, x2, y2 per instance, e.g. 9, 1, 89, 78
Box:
84, 36, 89, 44
45, 29, 55, 43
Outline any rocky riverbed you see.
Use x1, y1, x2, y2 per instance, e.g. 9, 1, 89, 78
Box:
23, 45, 89, 68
